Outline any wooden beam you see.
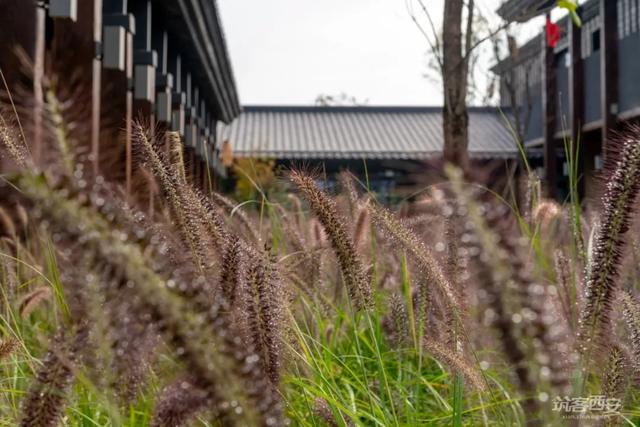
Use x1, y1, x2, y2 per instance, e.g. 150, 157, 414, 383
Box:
541, 15, 557, 198
600, 0, 618, 158
569, 10, 585, 198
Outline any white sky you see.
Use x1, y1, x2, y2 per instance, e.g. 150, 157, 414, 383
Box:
217, 0, 558, 106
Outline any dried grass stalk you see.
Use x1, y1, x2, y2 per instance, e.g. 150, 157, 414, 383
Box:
291, 170, 372, 311
368, 203, 459, 310
579, 135, 640, 354
18, 287, 52, 319
424, 340, 485, 392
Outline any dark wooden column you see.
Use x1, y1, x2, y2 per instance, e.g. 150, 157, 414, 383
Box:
569, 10, 585, 198
169, 53, 185, 137
600, 0, 618, 158
184, 73, 199, 181
207, 114, 218, 192
542, 14, 557, 198
131, 0, 156, 123
51, 0, 103, 175
201, 104, 210, 191
0, 1, 37, 85
153, 29, 172, 126
103, 0, 134, 196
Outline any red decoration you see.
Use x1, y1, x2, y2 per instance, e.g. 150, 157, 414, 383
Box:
546, 17, 561, 48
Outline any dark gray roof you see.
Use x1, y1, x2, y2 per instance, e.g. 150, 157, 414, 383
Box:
497, 0, 555, 23
216, 106, 517, 160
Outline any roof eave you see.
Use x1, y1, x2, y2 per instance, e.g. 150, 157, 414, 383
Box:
173, 0, 241, 123
232, 151, 518, 161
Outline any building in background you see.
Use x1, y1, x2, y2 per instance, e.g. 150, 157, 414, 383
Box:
493, 0, 640, 200
0, 0, 239, 194
217, 105, 518, 200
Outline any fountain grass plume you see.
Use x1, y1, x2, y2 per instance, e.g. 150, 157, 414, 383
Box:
0, 206, 17, 238
290, 170, 372, 311
0, 109, 29, 168
423, 340, 485, 392
242, 247, 286, 384
132, 122, 206, 269
352, 206, 369, 249
337, 171, 360, 216
0, 337, 18, 360
313, 397, 354, 427
446, 165, 549, 421
20, 327, 86, 427
45, 89, 74, 175
621, 291, 640, 374
554, 250, 577, 330
220, 238, 242, 306
385, 292, 409, 347
602, 346, 626, 404
578, 132, 640, 356
167, 131, 187, 184
18, 286, 52, 319
151, 377, 211, 427
368, 202, 460, 311
5, 173, 283, 426
210, 191, 259, 242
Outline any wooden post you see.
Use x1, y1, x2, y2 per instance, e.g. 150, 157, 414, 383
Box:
542, 14, 557, 198
91, 0, 103, 176
569, 9, 585, 199
33, 3, 46, 165
600, 0, 618, 158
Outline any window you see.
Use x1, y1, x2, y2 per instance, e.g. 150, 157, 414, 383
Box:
592, 29, 601, 52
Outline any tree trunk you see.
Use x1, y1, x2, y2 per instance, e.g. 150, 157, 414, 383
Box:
443, 106, 469, 168
442, 0, 470, 171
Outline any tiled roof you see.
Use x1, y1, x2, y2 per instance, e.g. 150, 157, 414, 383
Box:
496, 0, 555, 23
216, 106, 517, 160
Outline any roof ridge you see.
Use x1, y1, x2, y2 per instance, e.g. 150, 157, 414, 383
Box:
241, 105, 503, 113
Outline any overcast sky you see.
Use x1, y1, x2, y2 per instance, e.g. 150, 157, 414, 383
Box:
217, 0, 554, 106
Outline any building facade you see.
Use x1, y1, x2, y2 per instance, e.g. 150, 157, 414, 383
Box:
0, 0, 239, 194
217, 105, 518, 200
494, 0, 640, 199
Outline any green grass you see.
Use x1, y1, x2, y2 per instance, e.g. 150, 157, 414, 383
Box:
283, 292, 525, 426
